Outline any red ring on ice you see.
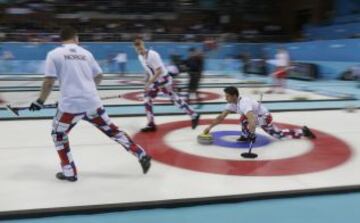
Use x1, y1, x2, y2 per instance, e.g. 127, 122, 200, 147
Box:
133, 119, 352, 176
122, 90, 221, 103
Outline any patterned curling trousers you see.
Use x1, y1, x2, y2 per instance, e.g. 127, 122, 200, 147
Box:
240, 113, 303, 139
51, 107, 147, 177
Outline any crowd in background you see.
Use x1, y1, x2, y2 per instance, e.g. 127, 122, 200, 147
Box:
0, 0, 292, 42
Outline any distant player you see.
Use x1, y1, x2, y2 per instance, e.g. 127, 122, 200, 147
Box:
185, 47, 204, 107
113, 51, 127, 75
133, 38, 200, 132
268, 47, 290, 94
203, 86, 316, 143
29, 27, 151, 182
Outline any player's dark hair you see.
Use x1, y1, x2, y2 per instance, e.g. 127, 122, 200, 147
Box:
133, 37, 144, 47
224, 86, 239, 97
60, 26, 78, 41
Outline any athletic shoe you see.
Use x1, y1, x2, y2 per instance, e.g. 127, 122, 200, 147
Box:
139, 155, 151, 174
55, 172, 77, 182
302, 126, 316, 139
237, 135, 248, 142
141, 124, 157, 132
191, 114, 200, 129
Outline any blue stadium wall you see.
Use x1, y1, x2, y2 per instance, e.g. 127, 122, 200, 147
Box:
0, 39, 358, 79
265, 39, 360, 79
0, 42, 263, 75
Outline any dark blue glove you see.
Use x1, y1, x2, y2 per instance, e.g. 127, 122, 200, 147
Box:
248, 132, 256, 144
29, 99, 44, 111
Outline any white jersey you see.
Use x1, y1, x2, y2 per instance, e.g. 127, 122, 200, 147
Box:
44, 43, 103, 113
166, 65, 179, 75
138, 49, 168, 81
114, 53, 127, 63
275, 50, 290, 67
224, 96, 268, 116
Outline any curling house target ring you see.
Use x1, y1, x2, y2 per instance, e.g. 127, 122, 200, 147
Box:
122, 90, 221, 103
133, 119, 352, 176
211, 131, 272, 149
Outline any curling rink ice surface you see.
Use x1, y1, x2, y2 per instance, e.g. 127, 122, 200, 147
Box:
0, 87, 344, 107
0, 76, 245, 88
0, 110, 359, 213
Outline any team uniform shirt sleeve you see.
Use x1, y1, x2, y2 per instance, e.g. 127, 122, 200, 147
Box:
239, 97, 253, 114
139, 54, 154, 79
89, 53, 103, 77
148, 50, 168, 78
167, 65, 179, 75
224, 103, 237, 113
44, 53, 58, 78
149, 51, 163, 71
